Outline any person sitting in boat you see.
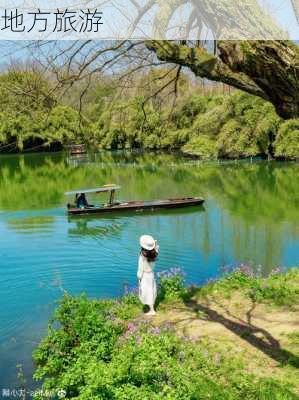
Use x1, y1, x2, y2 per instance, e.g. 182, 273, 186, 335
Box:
76, 193, 89, 209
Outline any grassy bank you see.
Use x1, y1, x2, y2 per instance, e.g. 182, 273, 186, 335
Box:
32, 267, 299, 399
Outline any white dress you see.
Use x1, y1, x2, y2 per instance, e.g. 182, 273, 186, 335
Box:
137, 254, 157, 306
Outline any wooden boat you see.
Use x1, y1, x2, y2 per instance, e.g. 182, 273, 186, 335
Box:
65, 184, 204, 216
68, 144, 86, 155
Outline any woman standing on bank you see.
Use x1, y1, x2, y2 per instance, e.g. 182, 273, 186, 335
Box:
137, 235, 159, 315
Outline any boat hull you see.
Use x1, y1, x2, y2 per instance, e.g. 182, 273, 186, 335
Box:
67, 197, 204, 215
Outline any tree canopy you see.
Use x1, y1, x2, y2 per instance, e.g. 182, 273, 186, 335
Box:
0, 66, 298, 159
146, 40, 299, 119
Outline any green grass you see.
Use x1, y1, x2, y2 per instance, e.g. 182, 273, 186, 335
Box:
196, 268, 299, 307
32, 268, 299, 399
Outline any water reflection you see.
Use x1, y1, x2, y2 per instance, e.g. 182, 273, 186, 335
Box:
1, 152, 299, 274
0, 152, 299, 390
67, 207, 205, 246
198, 162, 299, 273
67, 153, 89, 167
67, 218, 124, 239
7, 216, 55, 234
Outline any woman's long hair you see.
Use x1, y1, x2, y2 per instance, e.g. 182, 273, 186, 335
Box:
141, 247, 158, 262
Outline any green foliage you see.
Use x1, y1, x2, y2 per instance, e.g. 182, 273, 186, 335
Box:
111, 294, 140, 320
168, 92, 281, 159
43, 106, 86, 145
201, 268, 299, 306
192, 102, 233, 137
0, 71, 88, 151
274, 120, 299, 159
0, 105, 88, 152
33, 293, 141, 398
92, 90, 282, 158
33, 270, 299, 399
286, 332, 299, 345
249, 270, 299, 306
0, 68, 297, 158
171, 94, 211, 128
217, 119, 260, 158
157, 268, 186, 301
160, 128, 190, 149
0, 70, 55, 113
182, 135, 218, 159
96, 89, 299, 159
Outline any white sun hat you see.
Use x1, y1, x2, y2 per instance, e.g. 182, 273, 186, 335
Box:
140, 234, 156, 251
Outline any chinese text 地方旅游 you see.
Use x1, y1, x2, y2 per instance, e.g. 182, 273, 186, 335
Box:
0, 8, 103, 33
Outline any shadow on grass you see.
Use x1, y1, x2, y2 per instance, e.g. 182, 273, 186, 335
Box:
181, 292, 299, 369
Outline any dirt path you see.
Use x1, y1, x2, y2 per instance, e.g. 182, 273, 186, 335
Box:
151, 292, 299, 391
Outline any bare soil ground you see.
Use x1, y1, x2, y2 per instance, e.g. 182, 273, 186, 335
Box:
151, 291, 299, 392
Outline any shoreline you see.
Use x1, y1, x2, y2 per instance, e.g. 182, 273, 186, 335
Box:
0, 148, 298, 163
32, 267, 299, 399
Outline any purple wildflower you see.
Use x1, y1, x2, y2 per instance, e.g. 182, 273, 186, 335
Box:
151, 326, 161, 335
130, 287, 139, 295
123, 283, 139, 296
237, 263, 255, 277
157, 267, 185, 279
219, 263, 264, 279
127, 322, 137, 331
123, 283, 129, 296
219, 264, 233, 274
206, 277, 217, 284
270, 267, 283, 276
161, 322, 173, 332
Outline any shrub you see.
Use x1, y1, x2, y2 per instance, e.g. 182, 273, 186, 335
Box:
203, 266, 299, 306
182, 135, 218, 159
249, 269, 299, 306
217, 120, 260, 158
33, 291, 299, 400
157, 268, 186, 301
191, 103, 232, 137
274, 120, 299, 159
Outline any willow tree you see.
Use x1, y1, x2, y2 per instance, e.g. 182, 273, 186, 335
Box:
34, 0, 299, 120
145, 40, 299, 119
142, 0, 299, 119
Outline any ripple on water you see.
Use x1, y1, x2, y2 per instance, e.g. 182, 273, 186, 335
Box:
1, 156, 299, 391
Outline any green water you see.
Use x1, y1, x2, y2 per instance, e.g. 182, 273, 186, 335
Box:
0, 151, 298, 392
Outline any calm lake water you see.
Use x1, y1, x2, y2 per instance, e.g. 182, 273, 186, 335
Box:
0, 151, 299, 393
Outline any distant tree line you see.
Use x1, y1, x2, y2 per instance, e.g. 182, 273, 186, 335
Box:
0, 67, 298, 159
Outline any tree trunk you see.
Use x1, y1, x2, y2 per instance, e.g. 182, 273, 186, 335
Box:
291, 0, 299, 23
146, 40, 299, 119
